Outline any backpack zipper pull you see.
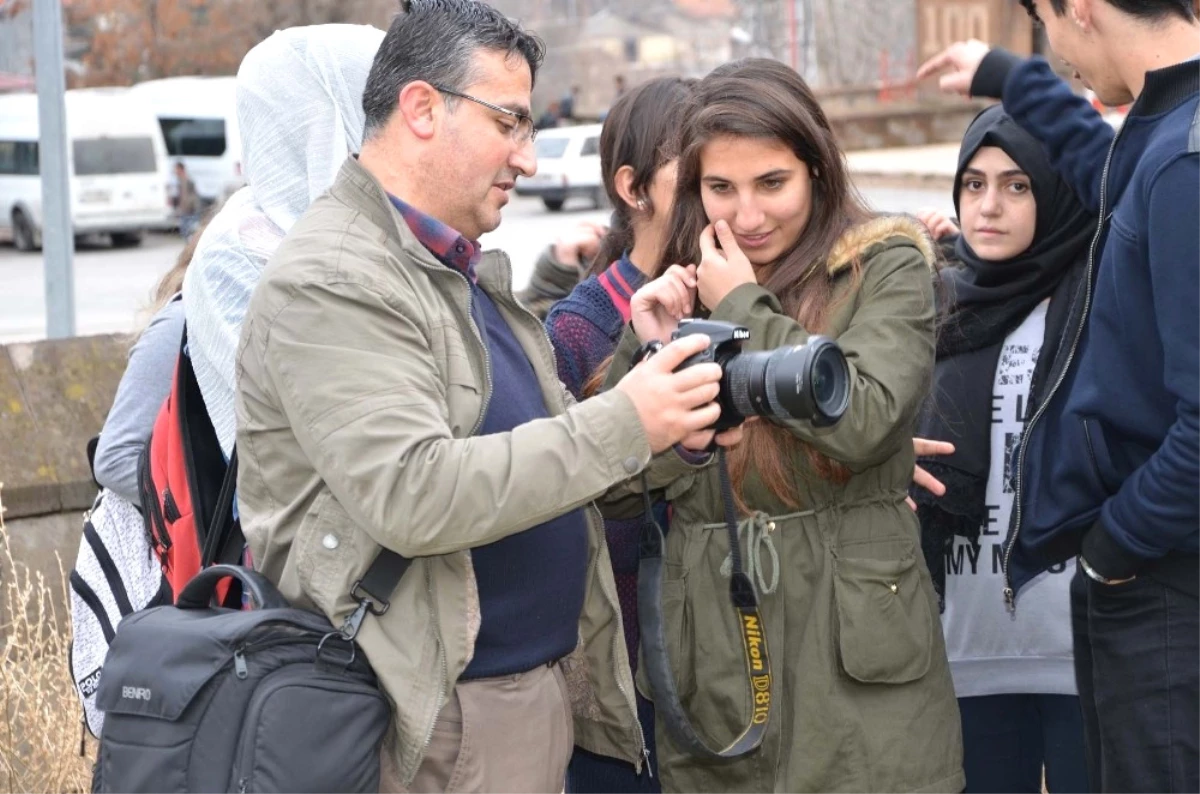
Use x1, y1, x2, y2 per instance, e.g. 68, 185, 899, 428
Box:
162, 488, 181, 523
233, 646, 248, 680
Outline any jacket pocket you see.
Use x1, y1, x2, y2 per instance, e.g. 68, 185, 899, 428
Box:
98, 732, 191, 792
230, 665, 389, 793
660, 574, 692, 698
1081, 417, 1120, 497
832, 548, 933, 684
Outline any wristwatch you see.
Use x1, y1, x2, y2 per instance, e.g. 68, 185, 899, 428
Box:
1079, 555, 1136, 586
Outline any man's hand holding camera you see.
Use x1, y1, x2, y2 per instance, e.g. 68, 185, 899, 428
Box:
615, 334, 742, 453
625, 227, 855, 451
625, 266, 745, 452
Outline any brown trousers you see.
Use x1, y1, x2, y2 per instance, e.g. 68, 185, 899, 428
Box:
381, 663, 573, 793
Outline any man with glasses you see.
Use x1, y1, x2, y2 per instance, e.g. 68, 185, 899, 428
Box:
233, 1, 734, 791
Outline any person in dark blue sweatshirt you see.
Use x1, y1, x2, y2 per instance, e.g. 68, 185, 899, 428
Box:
918, 1, 1199, 790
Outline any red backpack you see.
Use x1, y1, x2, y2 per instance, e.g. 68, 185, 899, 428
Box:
138, 324, 243, 606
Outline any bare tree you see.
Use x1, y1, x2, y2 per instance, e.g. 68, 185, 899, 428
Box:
64, 0, 401, 87
0, 0, 28, 19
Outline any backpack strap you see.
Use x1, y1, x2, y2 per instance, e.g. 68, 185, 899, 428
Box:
177, 327, 228, 547
86, 435, 101, 489
177, 563, 290, 611
199, 446, 243, 568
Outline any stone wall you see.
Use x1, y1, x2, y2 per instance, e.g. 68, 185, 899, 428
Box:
830, 99, 990, 151
1, 334, 128, 613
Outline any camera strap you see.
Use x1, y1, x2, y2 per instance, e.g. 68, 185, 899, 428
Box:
637, 447, 772, 760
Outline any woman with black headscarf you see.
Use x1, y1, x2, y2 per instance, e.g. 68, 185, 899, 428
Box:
912, 105, 1094, 793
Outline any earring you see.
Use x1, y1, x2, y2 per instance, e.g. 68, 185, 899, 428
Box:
636, 198, 647, 210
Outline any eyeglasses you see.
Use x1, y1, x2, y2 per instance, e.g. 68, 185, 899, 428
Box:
433, 86, 538, 144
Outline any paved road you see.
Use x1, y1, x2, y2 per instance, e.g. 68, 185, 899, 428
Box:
0, 186, 953, 343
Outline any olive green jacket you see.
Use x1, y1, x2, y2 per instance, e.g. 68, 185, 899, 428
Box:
235, 157, 701, 784
606, 216, 965, 792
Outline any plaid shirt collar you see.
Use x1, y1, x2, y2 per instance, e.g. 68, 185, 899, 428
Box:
387, 193, 481, 282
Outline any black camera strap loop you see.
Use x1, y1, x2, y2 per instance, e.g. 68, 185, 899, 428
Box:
637, 448, 773, 760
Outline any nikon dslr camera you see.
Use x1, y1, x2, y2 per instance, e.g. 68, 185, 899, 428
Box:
670, 319, 850, 432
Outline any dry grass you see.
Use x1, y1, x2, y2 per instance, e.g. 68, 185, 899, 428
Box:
0, 485, 96, 793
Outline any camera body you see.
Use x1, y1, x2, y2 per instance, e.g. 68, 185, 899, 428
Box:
673, 318, 751, 364
671, 319, 850, 432
672, 319, 754, 431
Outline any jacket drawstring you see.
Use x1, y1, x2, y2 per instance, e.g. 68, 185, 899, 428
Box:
709, 510, 814, 597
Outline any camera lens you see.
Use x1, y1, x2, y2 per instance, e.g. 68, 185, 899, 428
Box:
725, 351, 771, 422
723, 336, 849, 427
809, 343, 850, 423
813, 359, 832, 403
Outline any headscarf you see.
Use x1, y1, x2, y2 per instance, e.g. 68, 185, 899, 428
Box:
939, 104, 1094, 355
915, 105, 1095, 606
182, 24, 384, 455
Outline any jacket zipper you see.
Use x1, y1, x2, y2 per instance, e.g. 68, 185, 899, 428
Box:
416, 561, 448, 766
591, 506, 650, 771
455, 268, 494, 435
493, 254, 562, 378
1003, 125, 1124, 612
412, 258, 648, 772
412, 270, 483, 781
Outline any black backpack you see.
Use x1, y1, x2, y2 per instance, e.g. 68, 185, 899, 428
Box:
93, 562, 406, 793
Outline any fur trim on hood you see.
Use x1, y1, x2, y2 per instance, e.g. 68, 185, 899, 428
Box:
827, 215, 937, 276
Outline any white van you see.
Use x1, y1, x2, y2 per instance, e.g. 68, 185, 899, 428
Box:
516, 123, 605, 211
0, 88, 172, 251
131, 76, 243, 204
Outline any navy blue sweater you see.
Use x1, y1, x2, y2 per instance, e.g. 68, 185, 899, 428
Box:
386, 193, 588, 679
462, 286, 589, 679
973, 53, 1199, 596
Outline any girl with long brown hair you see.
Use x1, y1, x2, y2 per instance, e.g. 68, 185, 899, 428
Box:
604, 59, 964, 792
544, 75, 696, 792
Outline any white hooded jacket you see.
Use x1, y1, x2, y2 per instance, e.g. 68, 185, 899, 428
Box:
183, 24, 384, 455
